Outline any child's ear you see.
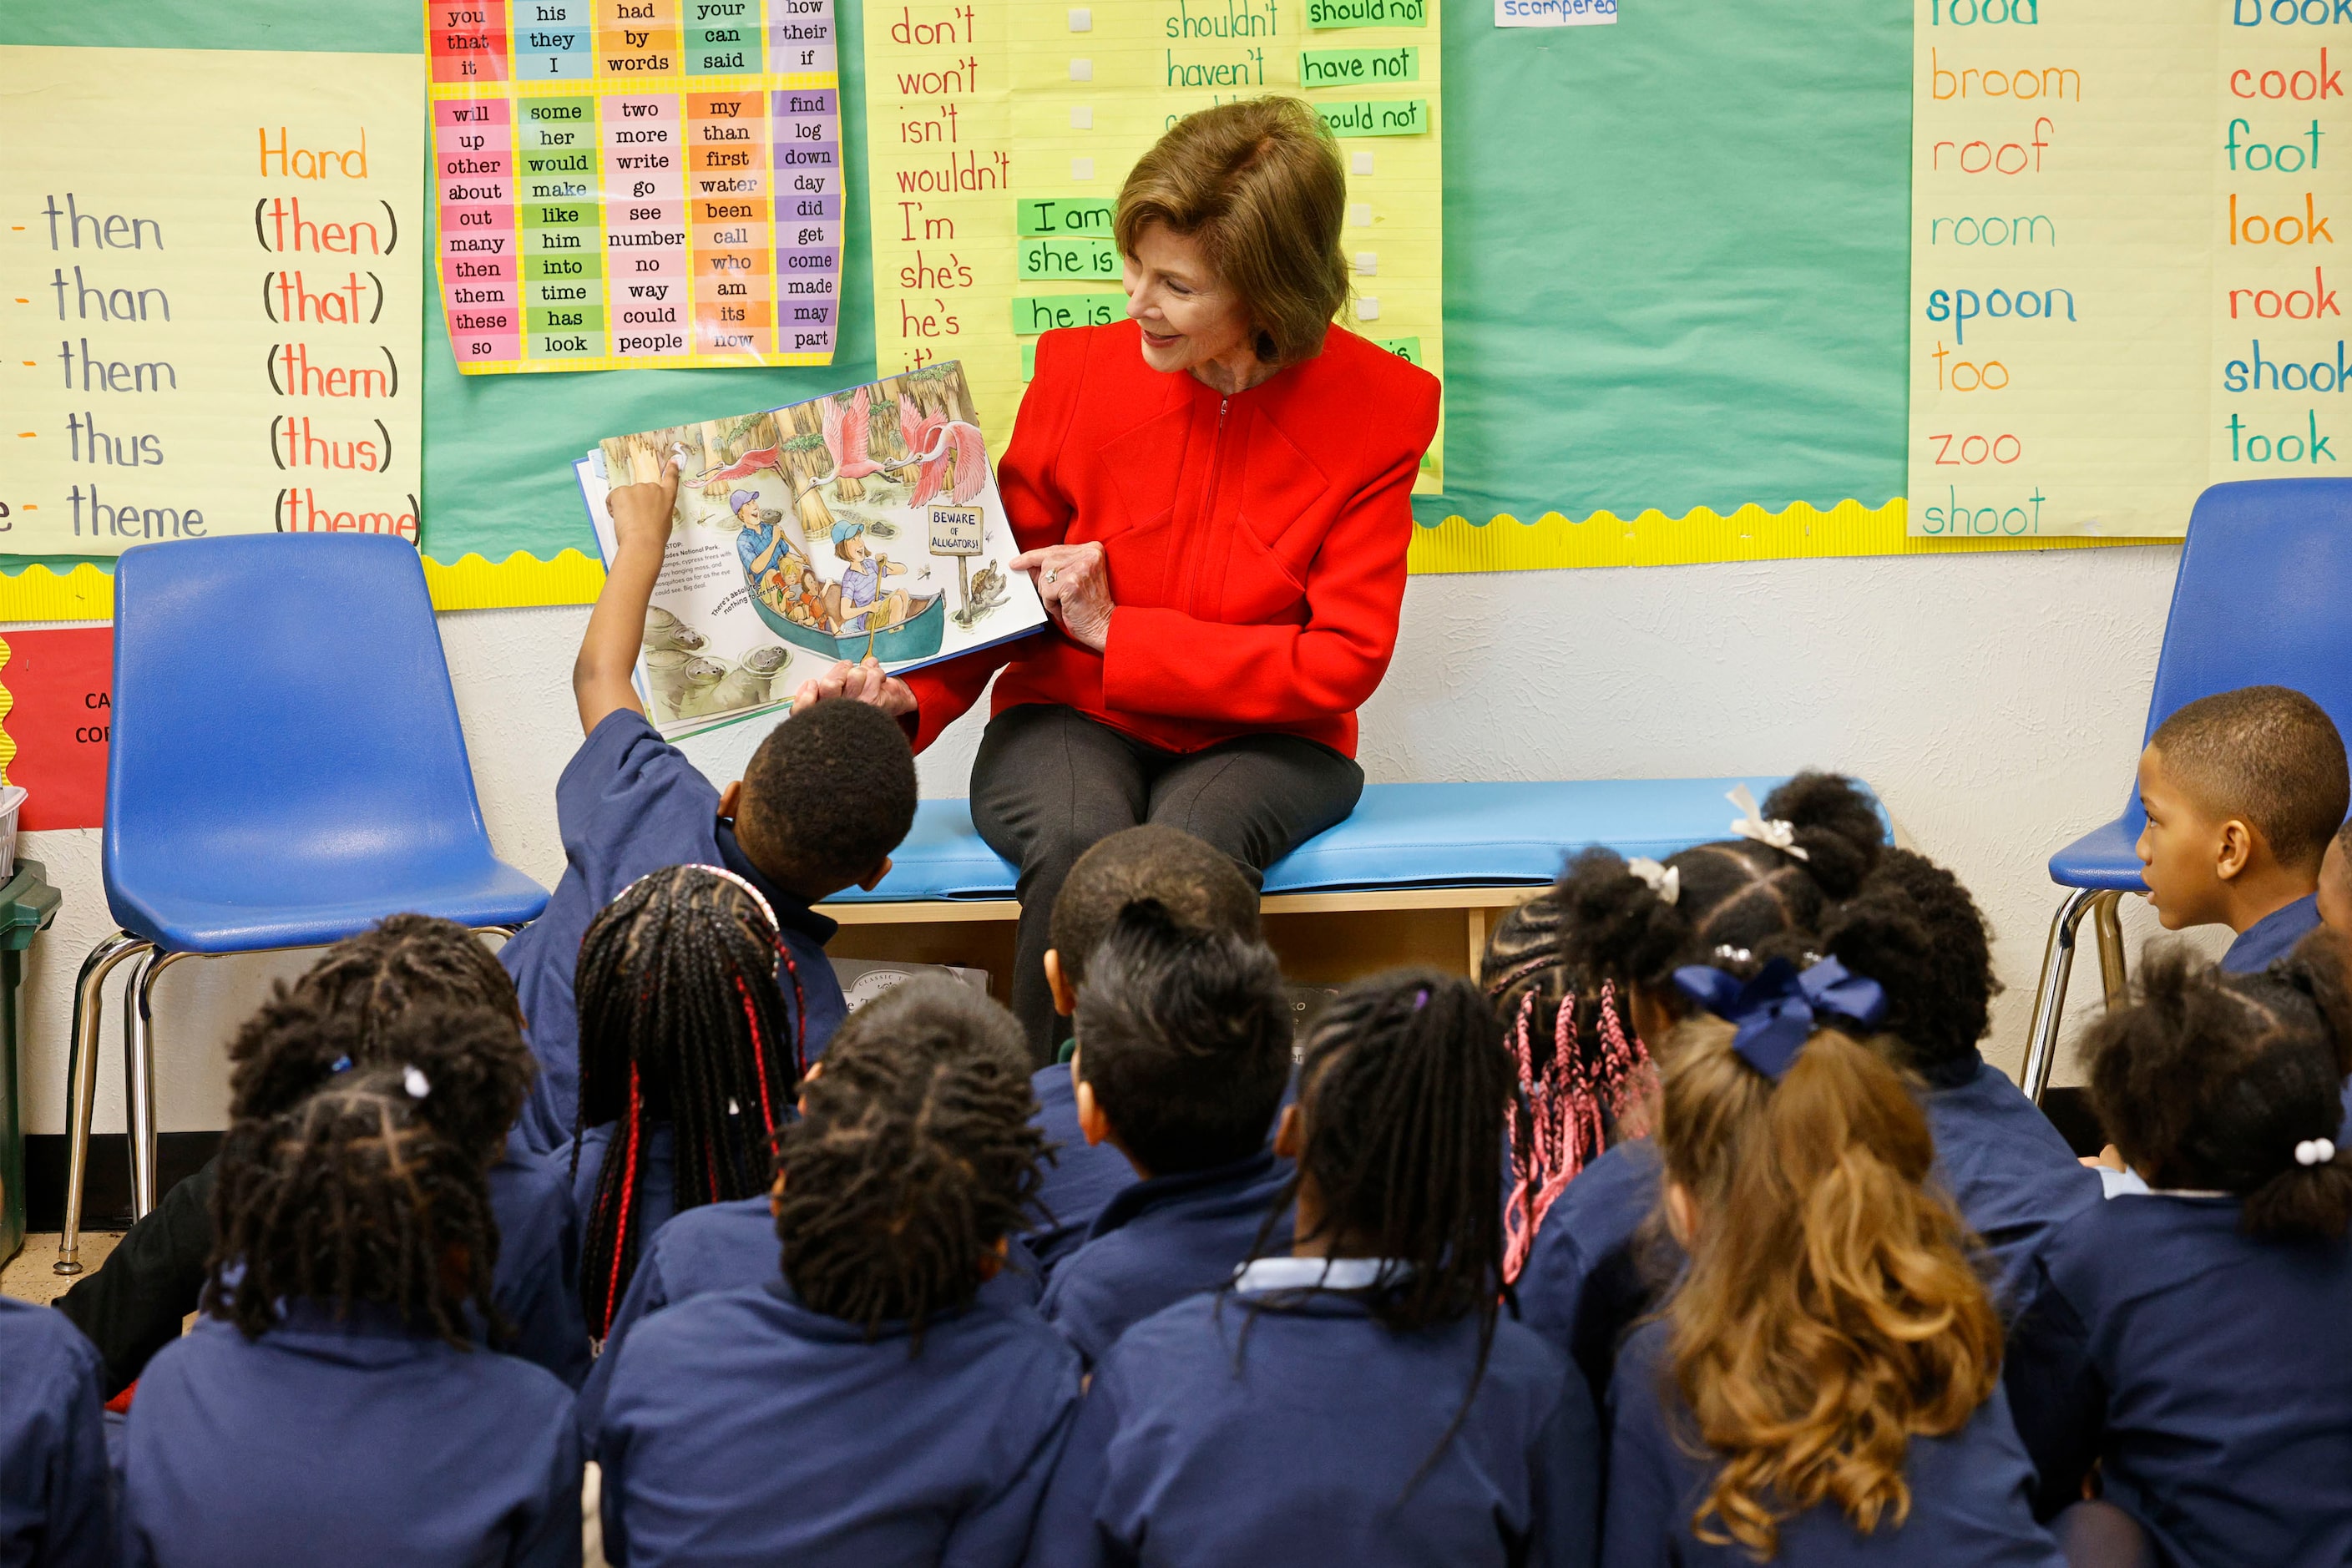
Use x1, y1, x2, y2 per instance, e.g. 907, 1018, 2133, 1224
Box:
717, 779, 745, 821
769, 1169, 787, 1218
975, 1234, 1009, 1282
1663, 1180, 1700, 1248
2216, 817, 2257, 882
1044, 949, 1079, 1015
796, 1059, 822, 1115
1075, 1079, 1110, 1147
856, 855, 893, 893
1272, 1102, 1303, 1161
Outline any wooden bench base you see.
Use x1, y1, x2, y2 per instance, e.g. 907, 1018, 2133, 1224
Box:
821, 886, 1546, 1004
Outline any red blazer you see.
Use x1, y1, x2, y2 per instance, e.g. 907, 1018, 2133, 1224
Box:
904, 319, 1442, 758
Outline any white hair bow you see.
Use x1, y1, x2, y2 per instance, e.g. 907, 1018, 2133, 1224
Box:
2296, 1138, 2337, 1166
1727, 785, 1808, 861
1626, 857, 1680, 905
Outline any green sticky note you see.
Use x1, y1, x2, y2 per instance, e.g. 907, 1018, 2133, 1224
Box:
1299, 46, 1419, 87
1023, 341, 1038, 381
1016, 196, 1117, 237
1013, 293, 1124, 335
1371, 336, 1423, 367
1315, 99, 1429, 137
1019, 235, 1122, 282
1305, 0, 1426, 27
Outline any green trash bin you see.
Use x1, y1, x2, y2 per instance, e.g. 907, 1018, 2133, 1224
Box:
0, 859, 60, 1269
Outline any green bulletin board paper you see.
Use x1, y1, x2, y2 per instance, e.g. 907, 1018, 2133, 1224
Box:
0, 0, 884, 582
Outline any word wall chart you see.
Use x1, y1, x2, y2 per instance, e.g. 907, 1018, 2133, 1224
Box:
0, 47, 426, 557
427, 0, 846, 372
862, 0, 1444, 488
1909, 0, 2352, 537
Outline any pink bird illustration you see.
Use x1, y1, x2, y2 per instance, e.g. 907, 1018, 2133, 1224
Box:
897, 400, 990, 507
687, 438, 789, 491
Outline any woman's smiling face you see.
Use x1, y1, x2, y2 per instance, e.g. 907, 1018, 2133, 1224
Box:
1123, 221, 1256, 377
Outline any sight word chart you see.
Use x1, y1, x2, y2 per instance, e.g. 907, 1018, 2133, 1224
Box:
426, 0, 845, 372
1909, 0, 2352, 538
862, 0, 1444, 489
0, 47, 426, 557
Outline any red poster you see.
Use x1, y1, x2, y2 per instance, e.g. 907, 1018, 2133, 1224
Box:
3, 628, 113, 831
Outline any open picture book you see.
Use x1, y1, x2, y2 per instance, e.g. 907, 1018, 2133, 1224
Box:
576, 362, 1047, 739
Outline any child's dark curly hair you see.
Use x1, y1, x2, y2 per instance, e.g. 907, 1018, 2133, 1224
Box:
1817, 848, 2000, 1078
225, 915, 534, 1163
774, 979, 1043, 1346
1555, 772, 1885, 1001
208, 1057, 503, 1345
2083, 942, 2352, 1242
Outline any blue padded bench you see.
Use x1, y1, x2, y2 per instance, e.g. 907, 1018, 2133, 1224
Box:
821, 776, 1887, 984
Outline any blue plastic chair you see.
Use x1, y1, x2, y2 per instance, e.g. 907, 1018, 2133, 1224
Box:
2021, 479, 2352, 1102
56, 535, 549, 1273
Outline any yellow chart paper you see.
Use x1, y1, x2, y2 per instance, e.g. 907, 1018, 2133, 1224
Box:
0, 47, 425, 556
862, 0, 1444, 489
1909, 1, 2352, 539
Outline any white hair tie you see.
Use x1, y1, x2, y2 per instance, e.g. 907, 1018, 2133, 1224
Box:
1712, 944, 1753, 964
2296, 1138, 2336, 1167
1727, 784, 1808, 862
402, 1066, 431, 1100
1626, 857, 1680, 905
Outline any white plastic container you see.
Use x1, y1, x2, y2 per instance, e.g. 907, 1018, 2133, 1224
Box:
0, 786, 28, 883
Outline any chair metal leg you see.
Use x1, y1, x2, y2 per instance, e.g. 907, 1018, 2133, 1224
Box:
55, 933, 148, 1275
2022, 888, 2103, 1105
2091, 890, 2130, 1009
123, 948, 192, 1222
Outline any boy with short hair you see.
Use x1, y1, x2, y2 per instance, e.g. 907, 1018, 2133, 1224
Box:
1041, 903, 1295, 1367
2135, 684, 2347, 974
505, 459, 920, 1151
1026, 825, 1266, 1272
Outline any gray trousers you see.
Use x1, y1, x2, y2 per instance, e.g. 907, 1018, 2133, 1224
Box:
970, 702, 1363, 1059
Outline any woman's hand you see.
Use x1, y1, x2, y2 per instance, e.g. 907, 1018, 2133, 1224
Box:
1011, 541, 1113, 653
795, 655, 918, 719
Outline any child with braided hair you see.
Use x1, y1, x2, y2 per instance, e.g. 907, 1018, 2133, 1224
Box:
1034, 969, 1597, 1568
57, 914, 591, 1393
2003, 938, 2352, 1568
559, 863, 804, 1339
594, 980, 1079, 1568
1601, 959, 2062, 1567
572, 974, 1044, 1443
1514, 773, 1884, 1399
120, 1044, 580, 1568
515, 458, 918, 1153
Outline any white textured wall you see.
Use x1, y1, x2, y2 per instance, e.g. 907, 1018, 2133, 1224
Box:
12, 541, 2220, 1139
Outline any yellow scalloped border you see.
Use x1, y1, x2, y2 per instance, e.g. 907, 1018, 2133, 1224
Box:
1407, 498, 2171, 574
0, 550, 609, 622
0, 636, 17, 787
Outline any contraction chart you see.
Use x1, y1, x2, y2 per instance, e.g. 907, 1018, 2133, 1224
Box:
426, 0, 845, 372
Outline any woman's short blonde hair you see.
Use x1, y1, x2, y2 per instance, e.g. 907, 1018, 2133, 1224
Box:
1115, 98, 1350, 366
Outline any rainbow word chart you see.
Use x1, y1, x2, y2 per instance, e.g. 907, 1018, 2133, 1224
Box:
426, 0, 845, 373
1909, 0, 2352, 538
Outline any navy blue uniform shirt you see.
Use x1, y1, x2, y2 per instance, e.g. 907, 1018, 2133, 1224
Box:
1038, 1149, 1292, 1366
1024, 1062, 1137, 1276
502, 709, 844, 1152
2002, 1191, 2352, 1567
0, 1297, 109, 1568
1605, 1322, 2061, 1567
559, 1120, 678, 1251
597, 1282, 1079, 1567
487, 1143, 591, 1387
2221, 891, 2321, 974
122, 1304, 580, 1568
1032, 1261, 1600, 1568
574, 1194, 1044, 1442
1520, 1055, 2095, 1400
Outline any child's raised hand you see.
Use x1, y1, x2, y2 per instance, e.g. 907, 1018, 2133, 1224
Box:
607, 455, 682, 558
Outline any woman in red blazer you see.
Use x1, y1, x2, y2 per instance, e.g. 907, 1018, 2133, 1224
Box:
812, 97, 1441, 1053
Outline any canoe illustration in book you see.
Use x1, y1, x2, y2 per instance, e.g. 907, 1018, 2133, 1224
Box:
747, 586, 948, 662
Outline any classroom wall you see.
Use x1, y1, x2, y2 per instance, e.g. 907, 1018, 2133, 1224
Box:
10, 539, 2224, 1141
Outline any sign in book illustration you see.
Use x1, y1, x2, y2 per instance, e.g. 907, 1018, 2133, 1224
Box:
578, 362, 1046, 737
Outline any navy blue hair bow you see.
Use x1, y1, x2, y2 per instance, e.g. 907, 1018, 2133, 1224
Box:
1670, 956, 1888, 1080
